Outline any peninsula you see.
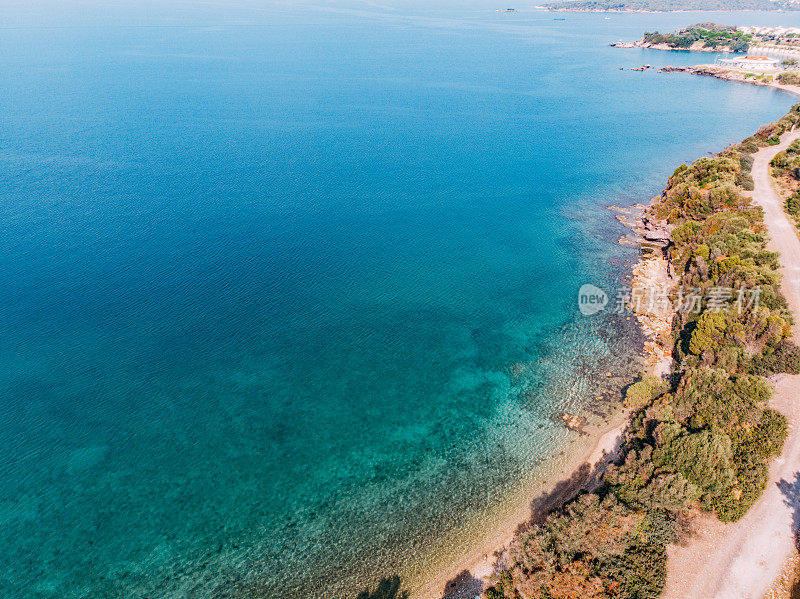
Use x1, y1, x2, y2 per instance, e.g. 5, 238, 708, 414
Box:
611, 23, 800, 56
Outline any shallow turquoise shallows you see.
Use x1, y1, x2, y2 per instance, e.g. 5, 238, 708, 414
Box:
1, 1, 799, 597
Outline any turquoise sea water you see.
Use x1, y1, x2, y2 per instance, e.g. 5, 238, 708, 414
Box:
2, 2, 800, 597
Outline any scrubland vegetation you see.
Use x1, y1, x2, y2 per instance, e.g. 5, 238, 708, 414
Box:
779, 72, 800, 86
485, 104, 800, 599
643, 23, 752, 52
770, 138, 800, 232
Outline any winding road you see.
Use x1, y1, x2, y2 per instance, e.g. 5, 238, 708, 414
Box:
663, 127, 800, 599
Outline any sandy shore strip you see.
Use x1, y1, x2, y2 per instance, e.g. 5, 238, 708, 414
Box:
661, 128, 800, 599
410, 231, 675, 599
409, 409, 631, 599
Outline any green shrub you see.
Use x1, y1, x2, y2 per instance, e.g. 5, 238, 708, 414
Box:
778, 71, 800, 85
688, 312, 727, 355
770, 147, 800, 178
739, 138, 760, 154
735, 171, 754, 190
787, 194, 800, 216
624, 375, 669, 409
484, 572, 515, 599
663, 430, 736, 502
772, 151, 789, 169
751, 340, 800, 375
605, 543, 668, 599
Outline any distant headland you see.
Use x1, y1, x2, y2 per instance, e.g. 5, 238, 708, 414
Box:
611, 23, 800, 62
545, 0, 800, 11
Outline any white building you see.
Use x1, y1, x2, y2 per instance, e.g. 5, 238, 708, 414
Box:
737, 26, 800, 37
715, 55, 781, 71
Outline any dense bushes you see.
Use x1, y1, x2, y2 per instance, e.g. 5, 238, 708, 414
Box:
787, 194, 800, 216
772, 139, 800, 231
485, 105, 800, 599
607, 366, 787, 524
735, 171, 755, 190
779, 71, 800, 86
755, 105, 800, 143
684, 307, 795, 373
624, 376, 669, 409
489, 494, 670, 599
643, 24, 751, 51
735, 150, 755, 189
649, 156, 746, 222
771, 139, 800, 180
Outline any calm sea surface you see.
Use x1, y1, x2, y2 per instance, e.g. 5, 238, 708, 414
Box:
1, 2, 799, 597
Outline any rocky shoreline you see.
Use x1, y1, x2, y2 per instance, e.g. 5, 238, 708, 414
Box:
659, 64, 768, 83
459, 205, 678, 597
611, 40, 732, 52
609, 201, 676, 379
658, 65, 800, 100
555, 204, 675, 433
427, 203, 676, 599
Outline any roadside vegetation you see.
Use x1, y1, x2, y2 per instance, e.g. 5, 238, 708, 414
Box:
771, 138, 800, 231
485, 104, 800, 599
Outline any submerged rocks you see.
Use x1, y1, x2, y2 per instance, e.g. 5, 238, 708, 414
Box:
558, 412, 588, 434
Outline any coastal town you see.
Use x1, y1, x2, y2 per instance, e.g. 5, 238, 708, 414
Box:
612, 24, 800, 89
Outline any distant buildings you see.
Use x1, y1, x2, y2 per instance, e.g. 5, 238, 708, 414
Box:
738, 26, 800, 37
715, 55, 781, 71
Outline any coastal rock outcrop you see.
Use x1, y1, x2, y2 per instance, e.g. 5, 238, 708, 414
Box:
660, 64, 779, 88
611, 205, 674, 253
640, 215, 673, 245
608, 204, 676, 376
611, 39, 737, 52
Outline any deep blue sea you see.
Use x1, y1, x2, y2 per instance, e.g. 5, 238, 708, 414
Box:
2, 1, 799, 597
